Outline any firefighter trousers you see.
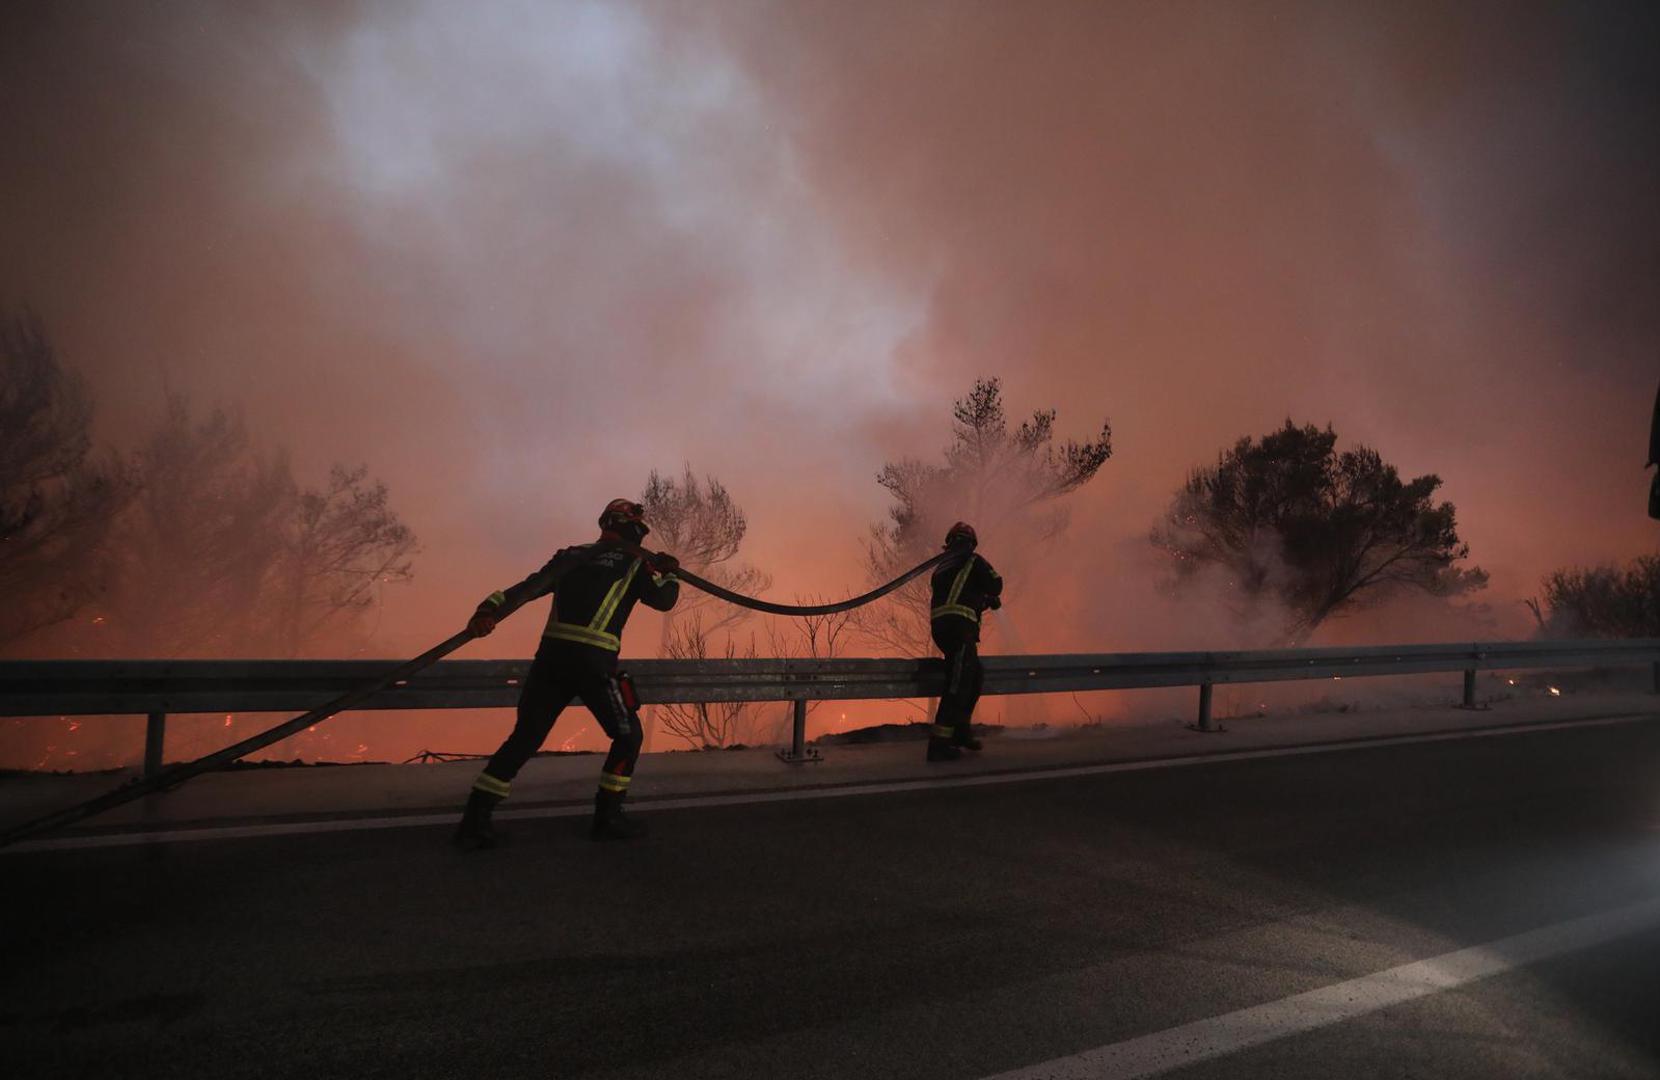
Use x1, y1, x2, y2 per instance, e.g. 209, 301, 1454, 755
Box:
474, 641, 643, 800
932, 625, 983, 740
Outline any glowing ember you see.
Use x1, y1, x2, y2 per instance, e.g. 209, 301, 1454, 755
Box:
1549, 687, 1562, 697
224, 714, 234, 727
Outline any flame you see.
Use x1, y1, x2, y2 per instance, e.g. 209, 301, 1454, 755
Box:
224, 714, 234, 727
1549, 687, 1562, 697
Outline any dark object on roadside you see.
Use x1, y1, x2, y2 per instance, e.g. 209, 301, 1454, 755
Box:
815, 720, 1005, 746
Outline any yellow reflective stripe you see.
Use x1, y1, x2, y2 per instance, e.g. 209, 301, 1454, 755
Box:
589, 559, 642, 632
931, 724, 955, 738
654, 573, 678, 586
473, 772, 511, 797
598, 772, 631, 792
486, 590, 506, 607
933, 556, 980, 622
945, 557, 976, 608
544, 623, 622, 650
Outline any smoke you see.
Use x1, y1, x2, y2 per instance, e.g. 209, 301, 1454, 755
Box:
696, 0, 1659, 606
2, 1, 1657, 766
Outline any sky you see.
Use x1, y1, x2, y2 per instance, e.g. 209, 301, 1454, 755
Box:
2, 0, 1657, 763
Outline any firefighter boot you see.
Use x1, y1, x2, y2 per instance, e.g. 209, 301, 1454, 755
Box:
926, 736, 963, 762
454, 789, 503, 850
591, 789, 648, 841
953, 720, 983, 752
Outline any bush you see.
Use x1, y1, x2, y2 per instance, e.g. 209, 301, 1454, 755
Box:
1536, 556, 1660, 637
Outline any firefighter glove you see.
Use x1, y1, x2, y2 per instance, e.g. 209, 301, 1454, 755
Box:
467, 610, 498, 637
650, 553, 681, 575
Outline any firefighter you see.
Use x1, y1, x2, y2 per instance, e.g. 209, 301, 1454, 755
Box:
454, 498, 679, 847
926, 521, 1002, 762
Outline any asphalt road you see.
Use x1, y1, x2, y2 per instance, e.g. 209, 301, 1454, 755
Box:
5, 718, 1660, 1080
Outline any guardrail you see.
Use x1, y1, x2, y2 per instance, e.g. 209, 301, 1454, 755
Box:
2, 639, 1657, 774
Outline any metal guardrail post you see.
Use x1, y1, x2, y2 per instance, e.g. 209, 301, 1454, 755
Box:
1189, 682, 1217, 733
775, 698, 822, 765
1462, 669, 1477, 709
144, 712, 166, 778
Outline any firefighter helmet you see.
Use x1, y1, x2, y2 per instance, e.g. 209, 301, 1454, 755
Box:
599, 498, 650, 537
944, 521, 977, 549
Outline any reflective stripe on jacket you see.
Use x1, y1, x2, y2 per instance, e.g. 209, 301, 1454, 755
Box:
929, 550, 1002, 626
477, 542, 678, 652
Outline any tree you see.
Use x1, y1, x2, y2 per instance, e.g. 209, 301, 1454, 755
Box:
273, 465, 417, 656
865, 376, 1112, 653
1151, 420, 1486, 640
0, 310, 135, 648
655, 613, 759, 749
639, 466, 770, 749
1529, 556, 1660, 638
116, 393, 294, 655
640, 465, 770, 636
110, 394, 417, 657
656, 601, 858, 750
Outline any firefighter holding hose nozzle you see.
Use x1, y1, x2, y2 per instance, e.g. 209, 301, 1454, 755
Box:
927, 522, 1003, 762
455, 499, 679, 848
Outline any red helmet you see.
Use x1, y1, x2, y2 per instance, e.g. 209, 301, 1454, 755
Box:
599, 498, 649, 536
944, 521, 977, 549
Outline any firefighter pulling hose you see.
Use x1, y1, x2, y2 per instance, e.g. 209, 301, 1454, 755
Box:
454, 499, 959, 845
457, 499, 679, 845
925, 522, 1003, 763
0, 498, 978, 850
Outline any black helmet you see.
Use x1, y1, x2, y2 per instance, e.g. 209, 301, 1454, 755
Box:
599, 498, 649, 537
944, 521, 977, 549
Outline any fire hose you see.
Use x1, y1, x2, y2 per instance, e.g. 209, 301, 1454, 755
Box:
633, 544, 950, 616
0, 549, 950, 848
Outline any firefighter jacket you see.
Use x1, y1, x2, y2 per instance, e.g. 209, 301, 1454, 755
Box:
477, 542, 679, 652
929, 550, 1003, 630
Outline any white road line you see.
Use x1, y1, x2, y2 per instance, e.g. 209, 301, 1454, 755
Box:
2, 714, 1647, 854
978, 895, 1660, 1080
